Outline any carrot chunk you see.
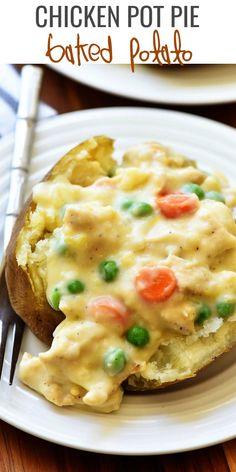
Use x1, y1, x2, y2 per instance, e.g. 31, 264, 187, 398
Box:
135, 267, 177, 302
156, 192, 199, 218
86, 296, 130, 329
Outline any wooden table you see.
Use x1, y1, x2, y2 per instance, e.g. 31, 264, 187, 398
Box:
1, 65, 236, 472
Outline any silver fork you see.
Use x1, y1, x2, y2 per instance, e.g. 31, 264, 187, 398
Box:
0, 66, 43, 384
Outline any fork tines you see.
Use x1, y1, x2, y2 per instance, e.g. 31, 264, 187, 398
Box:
0, 269, 24, 384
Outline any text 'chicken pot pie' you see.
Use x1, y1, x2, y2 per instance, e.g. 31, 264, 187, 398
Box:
6, 136, 236, 412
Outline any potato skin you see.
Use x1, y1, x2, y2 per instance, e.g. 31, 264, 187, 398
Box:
125, 318, 236, 391
5, 197, 64, 346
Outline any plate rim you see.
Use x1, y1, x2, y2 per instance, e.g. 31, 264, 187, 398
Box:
48, 64, 236, 106
2, 402, 236, 456
1, 106, 236, 455
15, 105, 236, 137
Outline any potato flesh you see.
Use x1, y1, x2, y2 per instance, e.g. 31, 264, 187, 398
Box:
13, 137, 236, 412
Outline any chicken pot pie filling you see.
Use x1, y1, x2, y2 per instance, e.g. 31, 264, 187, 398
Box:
18, 139, 236, 412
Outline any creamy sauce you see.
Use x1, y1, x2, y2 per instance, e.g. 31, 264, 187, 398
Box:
19, 142, 236, 412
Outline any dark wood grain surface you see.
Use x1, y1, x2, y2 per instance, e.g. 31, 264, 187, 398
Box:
1, 64, 236, 471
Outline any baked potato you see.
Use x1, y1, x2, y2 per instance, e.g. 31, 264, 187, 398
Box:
5, 135, 236, 412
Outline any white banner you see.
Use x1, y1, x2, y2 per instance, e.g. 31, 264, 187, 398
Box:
0, 0, 236, 69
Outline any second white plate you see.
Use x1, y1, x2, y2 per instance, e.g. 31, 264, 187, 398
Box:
49, 64, 236, 105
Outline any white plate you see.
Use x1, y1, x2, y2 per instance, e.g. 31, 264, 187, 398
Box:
49, 64, 236, 105
1, 107, 236, 455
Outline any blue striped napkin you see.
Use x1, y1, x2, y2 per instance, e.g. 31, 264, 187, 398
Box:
0, 65, 56, 138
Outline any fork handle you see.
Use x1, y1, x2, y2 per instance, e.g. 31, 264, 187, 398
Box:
4, 66, 43, 252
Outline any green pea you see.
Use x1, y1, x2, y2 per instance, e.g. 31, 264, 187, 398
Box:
205, 191, 225, 203
216, 301, 235, 318
53, 235, 67, 255
59, 204, 69, 219
107, 168, 116, 178
126, 325, 150, 347
195, 303, 212, 325
121, 198, 135, 210
99, 260, 119, 282
67, 279, 85, 294
131, 202, 154, 217
103, 348, 127, 376
49, 288, 61, 311
182, 183, 205, 200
